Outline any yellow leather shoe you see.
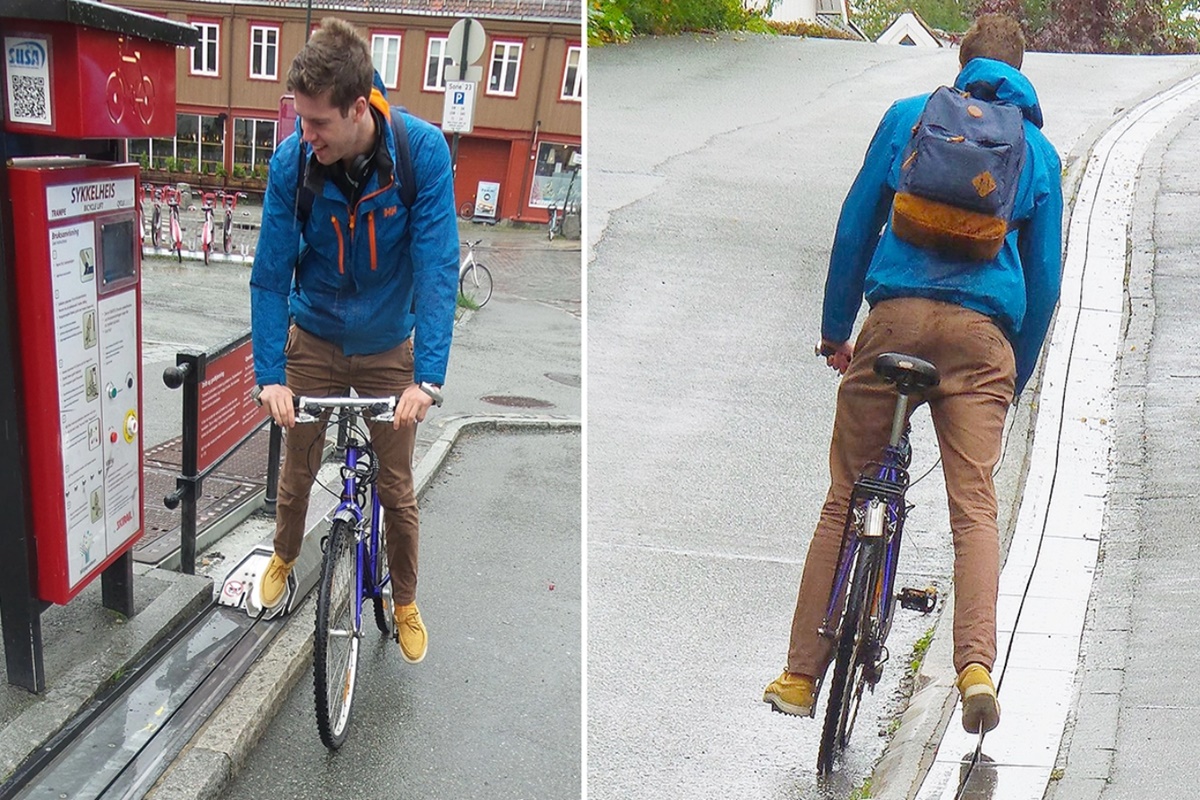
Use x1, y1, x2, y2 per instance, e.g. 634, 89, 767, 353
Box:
394, 602, 428, 664
258, 553, 296, 610
763, 671, 817, 717
957, 663, 1001, 734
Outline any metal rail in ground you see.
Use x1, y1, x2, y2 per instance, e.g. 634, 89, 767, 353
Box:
0, 543, 321, 800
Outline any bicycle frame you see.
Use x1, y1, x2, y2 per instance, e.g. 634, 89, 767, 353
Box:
819, 396, 913, 658
332, 425, 390, 635
458, 243, 478, 280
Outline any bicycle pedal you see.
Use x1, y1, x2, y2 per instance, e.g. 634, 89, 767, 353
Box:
898, 586, 938, 614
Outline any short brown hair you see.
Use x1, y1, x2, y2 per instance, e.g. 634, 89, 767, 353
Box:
960, 14, 1025, 70
287, 17, 373, 113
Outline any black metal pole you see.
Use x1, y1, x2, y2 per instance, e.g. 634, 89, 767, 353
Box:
0, 127, 45, 693
178, 478, 199, 575
449, 18, 472, 172
164, 352, 204, 574
100, 551, 134, 616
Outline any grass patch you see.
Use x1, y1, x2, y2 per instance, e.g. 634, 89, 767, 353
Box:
848, 777, 873, 799
765, 19, 860, 39
457, 291, 481, 311
909, 626, 935, 674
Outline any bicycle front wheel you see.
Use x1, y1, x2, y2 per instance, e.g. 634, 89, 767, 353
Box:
313, 519, 361, 750
459, 263, 493, 308
151, 207, 161, 248
817, 540, 881, 774
372, 527, 395, 636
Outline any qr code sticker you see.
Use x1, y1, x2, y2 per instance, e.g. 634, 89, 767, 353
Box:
10, 74, 50, 124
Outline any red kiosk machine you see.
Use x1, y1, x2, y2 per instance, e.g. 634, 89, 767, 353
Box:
0, 2, 196, 691
8, 162, 143, 603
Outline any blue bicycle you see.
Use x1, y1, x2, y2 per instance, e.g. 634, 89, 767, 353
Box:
290, 395, 402, 750
816, 352, 941, 774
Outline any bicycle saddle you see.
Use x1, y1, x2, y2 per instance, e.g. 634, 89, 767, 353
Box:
874, 352, 940, 395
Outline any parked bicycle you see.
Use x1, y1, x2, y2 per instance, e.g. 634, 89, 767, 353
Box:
815, 351, 941, 775
547, 170, 579, 242
199, 191, 218, 264
149, 184, 164, 249
458, 239, 493, 308
220, 190, 248, 255
165, 186, 184, 263
278, 393, 440, 750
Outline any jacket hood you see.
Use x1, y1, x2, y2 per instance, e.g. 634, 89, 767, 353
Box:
954, 58, 1044, 129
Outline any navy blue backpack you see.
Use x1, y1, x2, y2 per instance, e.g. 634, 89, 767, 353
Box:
891, 84, 1026, 261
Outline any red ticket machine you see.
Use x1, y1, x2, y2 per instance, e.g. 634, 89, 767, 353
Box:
7, 160, 143, 605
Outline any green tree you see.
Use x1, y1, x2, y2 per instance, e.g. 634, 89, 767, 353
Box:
851, 0, 973, 39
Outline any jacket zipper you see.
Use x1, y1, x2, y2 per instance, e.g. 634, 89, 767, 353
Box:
330, 216, 345, 274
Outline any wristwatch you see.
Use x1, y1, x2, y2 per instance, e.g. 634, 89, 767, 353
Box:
418, 381, 444, 407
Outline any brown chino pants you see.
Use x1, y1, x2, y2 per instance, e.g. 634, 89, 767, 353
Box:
274, 325, 421, 605
787, 297, 1016, 678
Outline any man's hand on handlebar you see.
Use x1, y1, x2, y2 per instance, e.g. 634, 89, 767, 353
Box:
394, 384, 433, 428
256, 384, 296, 428
816, 339, 854, 375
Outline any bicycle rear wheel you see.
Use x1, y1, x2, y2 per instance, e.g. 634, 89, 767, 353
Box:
459, 263, 493, 308
817, 540, 881, 774
313, 519, 361, 749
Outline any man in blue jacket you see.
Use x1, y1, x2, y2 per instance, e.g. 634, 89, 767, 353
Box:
250, 18, 459, 665
764, 14, 1063, 734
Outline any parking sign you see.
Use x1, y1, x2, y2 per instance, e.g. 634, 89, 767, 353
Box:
441, 80, 476, 134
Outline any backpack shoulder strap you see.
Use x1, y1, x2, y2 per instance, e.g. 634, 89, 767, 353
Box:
389, 107, 417, 210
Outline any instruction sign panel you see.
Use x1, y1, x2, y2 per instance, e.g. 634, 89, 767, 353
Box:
7, 161, 144, 605
196, 335, 267, 474
441, 80, 476, 134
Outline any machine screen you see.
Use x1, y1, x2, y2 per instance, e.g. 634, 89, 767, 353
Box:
100, 218, 137, 286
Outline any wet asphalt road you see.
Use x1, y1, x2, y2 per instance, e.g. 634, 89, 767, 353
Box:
588, 34, 1200, 799
223, 429, 581, 799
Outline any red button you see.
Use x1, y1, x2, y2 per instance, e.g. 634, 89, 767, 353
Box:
110, 432, 118, 443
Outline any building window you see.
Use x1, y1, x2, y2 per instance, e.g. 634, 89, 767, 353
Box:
561, 45, 582, 101
529, 142, 580, 209
486, 41, 522, 97
424, 37, 452, 91
371, 34, 402, 90
172, 113, 226, 173
191, 22, 219, 76
250, 25, 279, 80
233, 118, 277, 174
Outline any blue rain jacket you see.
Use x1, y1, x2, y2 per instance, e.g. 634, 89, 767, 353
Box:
250, 91, 459, 387
822, 58, 1063, 395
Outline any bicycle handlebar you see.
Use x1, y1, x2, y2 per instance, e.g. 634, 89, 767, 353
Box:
250, 386, 397, 423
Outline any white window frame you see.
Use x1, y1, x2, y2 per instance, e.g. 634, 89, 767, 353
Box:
371, 33, 402, 90
486, 41, 523, 97
560, 45, 582, 101
250, 25, 279, 80
424, 36, 451, 91
191, 21, 220, 76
